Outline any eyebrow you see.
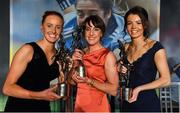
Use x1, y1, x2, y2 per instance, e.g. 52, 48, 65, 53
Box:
77, 9, 99, 12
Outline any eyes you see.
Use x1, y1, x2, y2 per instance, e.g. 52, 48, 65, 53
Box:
85, 27, 101, 32
127, 20, 142, 25
47, 23, 62, 30
77, 10, 99, 18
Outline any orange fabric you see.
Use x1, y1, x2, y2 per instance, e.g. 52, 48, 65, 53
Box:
74, 48, 111, 112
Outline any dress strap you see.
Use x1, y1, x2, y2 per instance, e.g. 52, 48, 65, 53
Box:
26, 42, 42, 60
152, 41, 164, 55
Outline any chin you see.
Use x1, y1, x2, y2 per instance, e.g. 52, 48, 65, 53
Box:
88, 42, 97, 46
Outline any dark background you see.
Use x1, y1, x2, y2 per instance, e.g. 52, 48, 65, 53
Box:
0, 0, 9, 94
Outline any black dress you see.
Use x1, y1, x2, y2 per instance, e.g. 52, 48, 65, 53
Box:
4, 42, 59, 112
122, 41, 163, 112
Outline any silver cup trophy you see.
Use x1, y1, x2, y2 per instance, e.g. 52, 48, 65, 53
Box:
57, 82, 67, 97
77, 61, 86, 78
123, 87, 132, 101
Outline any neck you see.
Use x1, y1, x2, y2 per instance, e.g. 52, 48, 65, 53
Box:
131, 37, 147, 50
38, 39, 55, 52
88, 44, 103, 53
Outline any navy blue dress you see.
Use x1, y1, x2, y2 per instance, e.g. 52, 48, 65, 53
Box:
4, 42, 59, 112
122, 41, 163, 112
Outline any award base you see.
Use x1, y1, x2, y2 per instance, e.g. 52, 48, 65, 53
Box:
77, 65, 86, 78
121, 87, 132, 101
57, 83, 67, 97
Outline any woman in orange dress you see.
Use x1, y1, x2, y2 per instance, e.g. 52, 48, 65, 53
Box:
70, 15, 119, 112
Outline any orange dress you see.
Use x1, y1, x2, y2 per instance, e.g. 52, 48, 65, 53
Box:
74, 48, 110, 112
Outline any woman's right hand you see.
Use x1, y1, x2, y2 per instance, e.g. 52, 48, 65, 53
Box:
72, 49, 84, 69
71, 71, 85, 83
117, 60, 128, 75
72, 49, 84, 61
39, 85, 62, 101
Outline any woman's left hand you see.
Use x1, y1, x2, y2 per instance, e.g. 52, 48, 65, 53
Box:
128, 87, 141, 103
84, 77, 94, 86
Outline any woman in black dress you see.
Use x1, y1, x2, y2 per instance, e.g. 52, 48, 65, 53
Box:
119, 6, 171, 112
3, 11, 64, 112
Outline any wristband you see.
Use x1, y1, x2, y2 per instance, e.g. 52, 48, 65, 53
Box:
89, 79, 95, 86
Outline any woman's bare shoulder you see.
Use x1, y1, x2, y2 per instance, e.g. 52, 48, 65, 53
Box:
13, 43, 34, 62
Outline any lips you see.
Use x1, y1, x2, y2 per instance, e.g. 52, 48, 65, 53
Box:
88, 38, 95, 40
87, 36, 96, 39
131, 30, 138, 34
48, 32, 56, 38
49, 34, 56, 38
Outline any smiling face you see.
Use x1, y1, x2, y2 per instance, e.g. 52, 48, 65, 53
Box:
41, 15, 63, 44
84, 21, 102, 47
126, 14, 144, 39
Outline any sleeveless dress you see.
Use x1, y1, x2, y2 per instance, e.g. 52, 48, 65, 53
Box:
122, 41, 163, 112
74, 48, 111, 112
4, 42, 59, 112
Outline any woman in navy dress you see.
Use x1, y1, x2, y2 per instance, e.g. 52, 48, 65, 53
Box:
3, 11, 64, 112
119, 6, 171, 112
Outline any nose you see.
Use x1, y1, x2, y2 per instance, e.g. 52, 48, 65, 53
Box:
51, 27, 56, 33
89, 29, 94, 35
132, 23, 136, 28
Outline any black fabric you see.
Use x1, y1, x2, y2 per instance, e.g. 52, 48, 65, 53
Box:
4, 42, 59, 112
122, 41, 163, 112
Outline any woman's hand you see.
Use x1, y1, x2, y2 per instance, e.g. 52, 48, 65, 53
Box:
72, 49, 84, 69
84, 77, 95, 86
72, 49, 84, 61
117, 60, 128, 75
37, 85, 62, 101
128, 86, 142, 103
71, 71, 85, 83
